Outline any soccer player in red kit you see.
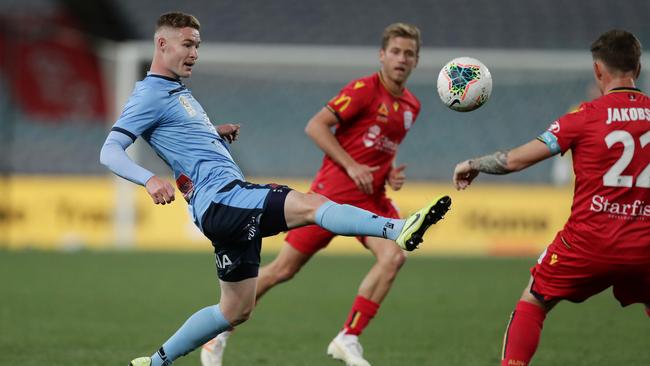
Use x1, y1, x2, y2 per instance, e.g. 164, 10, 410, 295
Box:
201, 23, 448, 366
453, 29, 649, 366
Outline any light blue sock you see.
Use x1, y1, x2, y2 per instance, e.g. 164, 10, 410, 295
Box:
315, 201, 405, 240
150, 304, 231, 366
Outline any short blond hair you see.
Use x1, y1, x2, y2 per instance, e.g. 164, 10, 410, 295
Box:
382, 23, 421, 55
156, 12, 200, 32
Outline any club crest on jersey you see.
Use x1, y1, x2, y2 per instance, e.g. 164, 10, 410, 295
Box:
404, 111, 413, 130
179, 95, 197, 117
548, 121, 560, 133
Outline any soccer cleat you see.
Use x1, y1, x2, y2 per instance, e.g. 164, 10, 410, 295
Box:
128, 357, 151, 366
327, 331, 371, 366
396, 195, 451, 251
200, 332, 229, 366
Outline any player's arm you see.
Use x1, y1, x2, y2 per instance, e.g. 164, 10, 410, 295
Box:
305, 107, 379, 194
453, 139, 553, 190
387, 158, 407, 191
100, 131, 175, 205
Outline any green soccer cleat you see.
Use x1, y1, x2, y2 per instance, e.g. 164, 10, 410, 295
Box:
128, 357, 151, 366
396, 195, 451, 251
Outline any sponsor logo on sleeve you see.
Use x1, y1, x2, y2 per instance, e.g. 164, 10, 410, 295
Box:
333, 94, 352, 113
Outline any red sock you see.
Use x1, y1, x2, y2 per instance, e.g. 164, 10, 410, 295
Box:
501, 301, 546, 366
645, 307, 650, 318
343, 296, 379, 336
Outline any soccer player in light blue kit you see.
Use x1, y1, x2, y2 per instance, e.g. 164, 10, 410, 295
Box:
100, 12, 451, 366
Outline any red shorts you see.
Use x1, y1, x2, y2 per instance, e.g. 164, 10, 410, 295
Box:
531, 233, 650, 306
286, 195, 400, 256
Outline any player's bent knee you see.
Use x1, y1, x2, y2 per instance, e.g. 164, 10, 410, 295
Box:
305, 192, 329, 211
274, 266, 300, 284
264, 257, 303, 285
264, 261, 300, 285
285, 191, 330, 227
227, 307, 254, 326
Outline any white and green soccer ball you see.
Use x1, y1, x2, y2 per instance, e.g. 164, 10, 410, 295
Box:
437, 57, 492, 112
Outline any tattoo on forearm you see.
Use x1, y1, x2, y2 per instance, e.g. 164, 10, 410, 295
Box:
468, 150, 512, 175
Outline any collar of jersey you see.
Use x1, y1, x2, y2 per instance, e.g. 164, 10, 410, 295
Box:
607, 87, 643, 95
146, 73, 184, 85
377, 71, 404, 98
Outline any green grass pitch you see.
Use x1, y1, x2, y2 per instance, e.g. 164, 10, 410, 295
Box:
0, 250, 647, 365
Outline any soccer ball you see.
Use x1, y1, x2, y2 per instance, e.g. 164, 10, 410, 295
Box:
437, 57, 492, 112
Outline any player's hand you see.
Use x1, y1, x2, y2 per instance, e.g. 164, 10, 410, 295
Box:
217, 123, 241, 143
145, 176, 176, 205
346, 163, 379, 194
387, 164, 407, 191
453, 160, 479, 190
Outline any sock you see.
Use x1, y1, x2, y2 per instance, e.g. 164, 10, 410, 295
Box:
645, 306, 650, 318
343, 296, 380, 336
501, 301, 546, 366
150, 304, 231, 366
315, 201, 404, 240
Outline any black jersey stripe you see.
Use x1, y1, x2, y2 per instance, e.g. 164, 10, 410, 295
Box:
111, 127, 137, 142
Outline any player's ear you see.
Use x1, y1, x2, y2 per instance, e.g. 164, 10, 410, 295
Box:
635, 63, 641, 79
593, 61, 603, 81
159, 36, 167, 51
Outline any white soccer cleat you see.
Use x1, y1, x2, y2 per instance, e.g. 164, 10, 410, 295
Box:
327, 331, 371, 366
200, 332, 229, 366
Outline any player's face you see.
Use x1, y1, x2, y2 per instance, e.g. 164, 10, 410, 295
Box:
160, 27, 201, 79
380, 37, 418, 86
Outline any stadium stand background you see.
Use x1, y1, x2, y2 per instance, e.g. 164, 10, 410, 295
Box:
2, 0, 650, 182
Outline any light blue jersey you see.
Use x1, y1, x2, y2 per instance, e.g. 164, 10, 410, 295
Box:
111, 74, 245, 227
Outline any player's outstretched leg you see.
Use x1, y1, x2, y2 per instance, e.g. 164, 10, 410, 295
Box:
327, 330, 371, 366
128, 357, 151, 366
295, 192, 451, 252
396, 195, 452, 251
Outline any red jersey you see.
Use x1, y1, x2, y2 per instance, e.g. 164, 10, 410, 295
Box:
310, 73, 420, 202
539, 87, 650, 264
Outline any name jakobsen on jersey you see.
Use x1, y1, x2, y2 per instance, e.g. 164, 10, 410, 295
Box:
606, 107, 650, 123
